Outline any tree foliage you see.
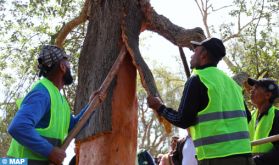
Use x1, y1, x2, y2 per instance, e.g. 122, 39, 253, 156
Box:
194, 0, 279, 107
195, 0, 279, 72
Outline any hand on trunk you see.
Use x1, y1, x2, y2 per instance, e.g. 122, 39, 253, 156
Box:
89, 90, 107, 103
147, 96, 163, 111
48, 147, 66, 165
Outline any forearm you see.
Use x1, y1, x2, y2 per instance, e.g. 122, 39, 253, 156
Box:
157, 76, 205, 129
158, 105, 189, 128
159, 105, 198, 129
69, 104, 89, 131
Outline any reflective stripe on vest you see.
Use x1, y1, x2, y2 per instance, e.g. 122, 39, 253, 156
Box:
194, 131, 250, 147
7, 78, 71, 160
190, 67, 251, 160
249, 106, 276, 153
197, 110, 246, 123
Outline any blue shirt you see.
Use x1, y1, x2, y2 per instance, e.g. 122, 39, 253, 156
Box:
8, 83, 87, 157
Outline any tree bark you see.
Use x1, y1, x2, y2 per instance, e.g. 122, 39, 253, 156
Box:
142, 1, 205, 47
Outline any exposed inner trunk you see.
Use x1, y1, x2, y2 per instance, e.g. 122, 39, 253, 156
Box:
78, 54, 137, 164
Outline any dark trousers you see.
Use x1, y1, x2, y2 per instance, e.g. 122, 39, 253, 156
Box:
198, 156, 255, 165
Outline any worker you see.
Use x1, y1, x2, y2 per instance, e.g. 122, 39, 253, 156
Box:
248, 78, 279, 165
7, 45, 91, 165
147, 38, 253, 165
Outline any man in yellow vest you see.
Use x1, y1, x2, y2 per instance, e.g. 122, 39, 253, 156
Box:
247, 78, 279, 165
147, 38, 253, 165
7, 45, 90, 165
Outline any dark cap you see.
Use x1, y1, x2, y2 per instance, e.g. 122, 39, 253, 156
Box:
38, 45, 70, 68
190, 37, 226, 60
248, 78, 279, 99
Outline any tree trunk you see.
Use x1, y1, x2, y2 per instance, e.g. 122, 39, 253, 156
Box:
73, 0, 205, 164
74, 0, 141, 164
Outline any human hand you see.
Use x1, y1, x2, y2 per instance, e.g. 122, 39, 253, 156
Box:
147, 96, 163, 111
89, 90, 98, 102
89, 90, 107, 103
48, 147, 66, 165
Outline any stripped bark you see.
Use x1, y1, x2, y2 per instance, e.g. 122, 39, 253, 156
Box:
122, 18, 172, 134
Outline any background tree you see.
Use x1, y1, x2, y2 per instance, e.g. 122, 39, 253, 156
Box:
194, 0, 279, 72
137, 65, 184, 156
194, 0, 279, 107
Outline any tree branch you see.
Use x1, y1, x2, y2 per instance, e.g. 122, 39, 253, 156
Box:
140, 1, 206, 48
211, 5, 233, 12
121, 10, 173, 133
55, 0, 90, 48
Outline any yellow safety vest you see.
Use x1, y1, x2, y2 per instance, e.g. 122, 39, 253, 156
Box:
190, 67, 251, 160
7, 78, 71, 160
249, 106, 276, 154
